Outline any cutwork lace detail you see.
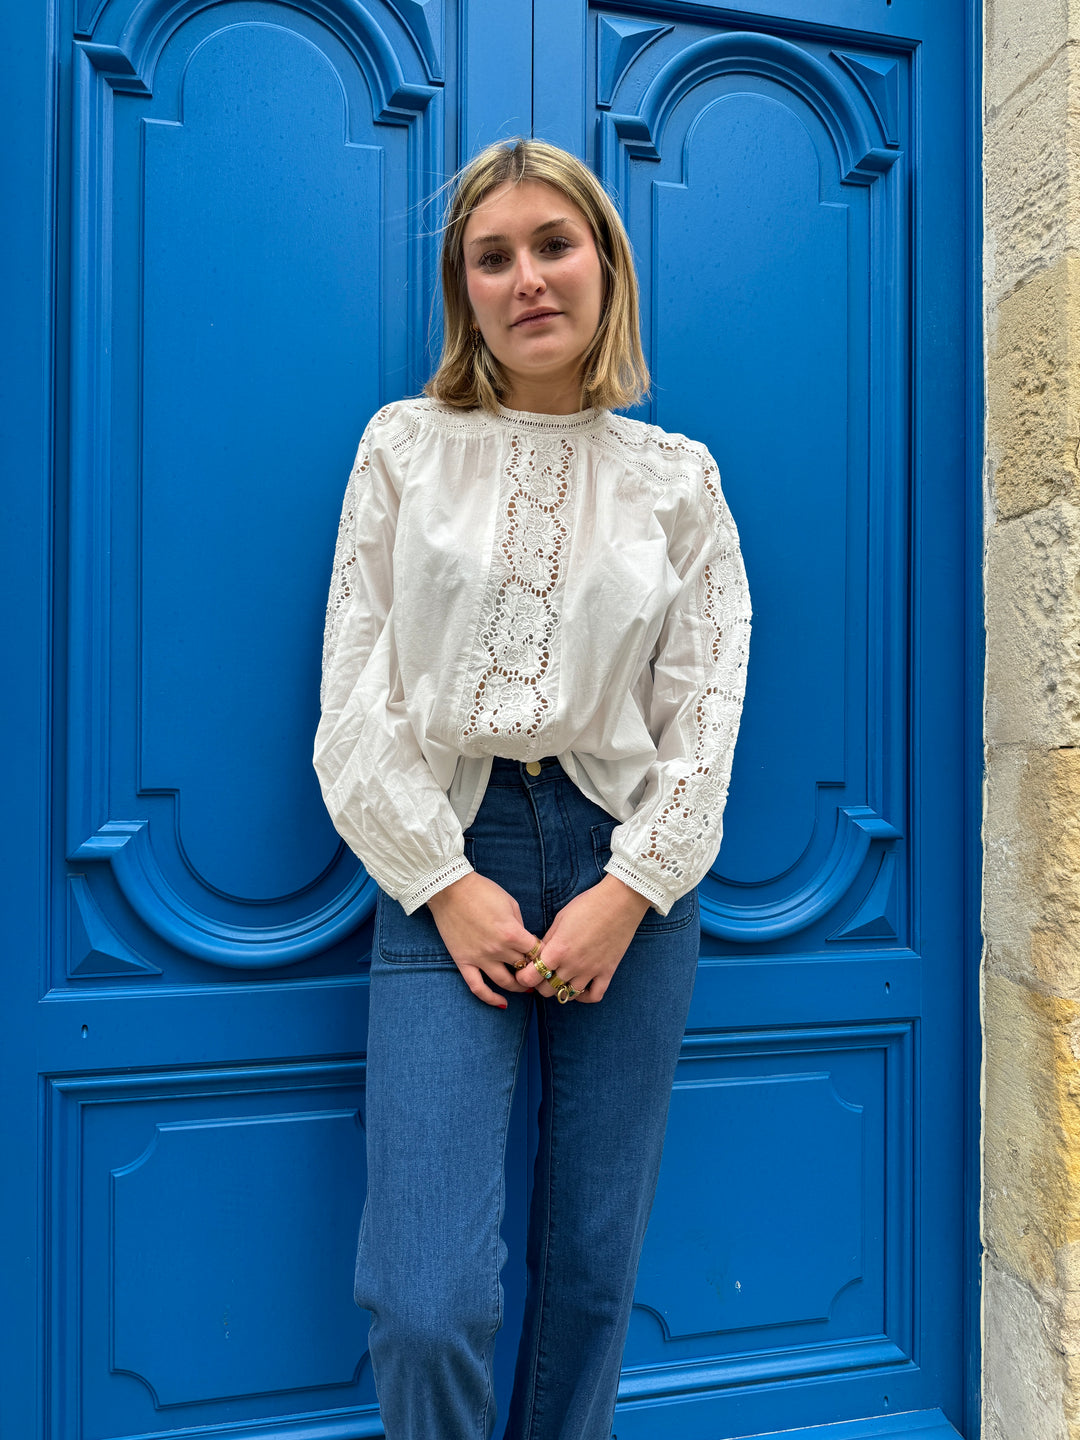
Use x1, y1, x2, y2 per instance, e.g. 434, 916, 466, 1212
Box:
320, 405, 406, 696
592, 415, 704, 488
639, 456, 751, 882
463, 432, 574, 746
321, 456, 367, 686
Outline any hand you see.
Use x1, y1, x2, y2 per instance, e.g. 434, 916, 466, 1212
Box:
427, 871, 539, 1009
517, 875, 651, 1004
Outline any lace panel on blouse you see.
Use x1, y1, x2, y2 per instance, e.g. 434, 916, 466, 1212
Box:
321, 460, 366, 692
320, 404, 403, 699
638, 455, 751, 882
463, 431, 574, 747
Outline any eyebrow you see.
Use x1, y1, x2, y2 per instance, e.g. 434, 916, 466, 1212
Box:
466, 218, 575, 249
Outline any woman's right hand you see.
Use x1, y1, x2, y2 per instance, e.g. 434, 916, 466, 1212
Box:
426, 872, 538, 1008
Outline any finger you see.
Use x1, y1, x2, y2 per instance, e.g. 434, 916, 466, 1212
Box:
513, 936, 543, 969
552, 975, 589, 1003
536, 952, 586, 995
459, 965, 511, 1009
577, 975, 608, 1003
521, 964, 559, 999
523, 959, 572, 1001
490, 963, 528, 992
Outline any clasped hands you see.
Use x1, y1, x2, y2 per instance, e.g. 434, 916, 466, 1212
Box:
426, 870, 651, 1010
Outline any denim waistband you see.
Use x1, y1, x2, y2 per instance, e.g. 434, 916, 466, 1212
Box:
486, 755, 562, 785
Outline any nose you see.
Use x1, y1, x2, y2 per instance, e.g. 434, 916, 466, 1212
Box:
513, 250, 545, 296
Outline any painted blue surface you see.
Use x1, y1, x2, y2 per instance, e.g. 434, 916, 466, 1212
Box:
538, 5, 979, 1434
535, 2, 972, 1435
1, 1, 976, 1437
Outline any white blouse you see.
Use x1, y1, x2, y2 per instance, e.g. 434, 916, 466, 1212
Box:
314, 397, 751, 916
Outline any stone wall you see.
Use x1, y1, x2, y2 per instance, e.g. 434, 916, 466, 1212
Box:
984, 2, 1080, 1436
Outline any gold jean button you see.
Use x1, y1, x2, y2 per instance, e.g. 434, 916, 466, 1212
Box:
525, 761, 542, 776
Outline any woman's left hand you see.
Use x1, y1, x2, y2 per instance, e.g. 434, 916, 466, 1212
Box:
517, 875, 651, 1004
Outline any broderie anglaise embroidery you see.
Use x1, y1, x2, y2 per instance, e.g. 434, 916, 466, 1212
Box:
320, 405, 405, 699
463, 432, 574, 745
639, 456, 750, 882
593, 415, 702, 487
321, 457, 367, 697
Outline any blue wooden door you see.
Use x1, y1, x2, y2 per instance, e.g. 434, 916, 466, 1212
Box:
5, 2, 442, 1436
2, 1, 975, 1438
532, 3, 976, 1438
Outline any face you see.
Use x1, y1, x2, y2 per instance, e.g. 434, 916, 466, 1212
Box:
462, 179, 605, 412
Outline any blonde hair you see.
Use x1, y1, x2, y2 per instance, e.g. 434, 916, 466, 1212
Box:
425, 138, 649, 413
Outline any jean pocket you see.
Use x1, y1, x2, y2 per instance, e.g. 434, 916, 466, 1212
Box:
590, 821, 699, 932
374, 893, 454, 963
374, 846, 476, 964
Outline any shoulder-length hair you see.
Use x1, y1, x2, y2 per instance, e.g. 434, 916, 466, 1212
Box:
425, 138, 649, 413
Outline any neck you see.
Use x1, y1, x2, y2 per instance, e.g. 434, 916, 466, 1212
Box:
502, 373, 586, 415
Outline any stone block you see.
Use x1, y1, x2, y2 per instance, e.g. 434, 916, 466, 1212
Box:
983, 744, 1033, 979
983, 975, 1080, 1289
985, 43, 1080, 302
982, 1258, 1069, 1440
984, 496, 1080, 745
984, 747, 1080, 989
986, 257, 1080, 519
985, 1, 1078, 112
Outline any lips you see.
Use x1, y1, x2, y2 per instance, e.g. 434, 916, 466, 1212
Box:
512, 309, 560, 327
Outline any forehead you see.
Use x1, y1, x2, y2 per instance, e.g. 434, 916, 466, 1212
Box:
462, 179, 590, 242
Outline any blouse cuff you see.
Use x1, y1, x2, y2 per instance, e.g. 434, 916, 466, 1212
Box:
603, 855, 673, 916
399, 855, 474, 915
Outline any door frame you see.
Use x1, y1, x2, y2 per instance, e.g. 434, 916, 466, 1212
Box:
962, 0, 984, 1434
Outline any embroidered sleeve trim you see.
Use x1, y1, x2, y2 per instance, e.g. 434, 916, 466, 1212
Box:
603, 855, 672, 914
400, 854, 475, 915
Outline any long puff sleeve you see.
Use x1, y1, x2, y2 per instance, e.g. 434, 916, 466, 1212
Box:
603, 448, 751, 913
314, 408, 474, 913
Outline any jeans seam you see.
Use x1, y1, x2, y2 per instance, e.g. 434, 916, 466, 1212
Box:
519, 1004, 557, 1440
522, 783, 548, 914
538, 783, 577, 919
552, 785, 578, 913
479, 1010, 530, 1440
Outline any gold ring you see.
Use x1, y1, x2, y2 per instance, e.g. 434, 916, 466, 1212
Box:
516, 941, 542, 971
555, 983, 579, 1004
535, 958, 566, 990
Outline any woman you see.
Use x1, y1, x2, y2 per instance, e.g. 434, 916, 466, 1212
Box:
314, 138, 751, 1440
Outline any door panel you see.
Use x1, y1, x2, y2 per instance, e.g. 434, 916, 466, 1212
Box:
536, 4, 967, 1437
43, 0, 442, 1434
66, 0, 442, 980
600, 26, 907, 943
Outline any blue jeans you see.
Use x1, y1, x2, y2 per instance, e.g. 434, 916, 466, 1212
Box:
356, 758, 700, 1440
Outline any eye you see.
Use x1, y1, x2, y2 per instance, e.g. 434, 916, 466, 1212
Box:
543, 236, 572, 255
477, 251, 507, 270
